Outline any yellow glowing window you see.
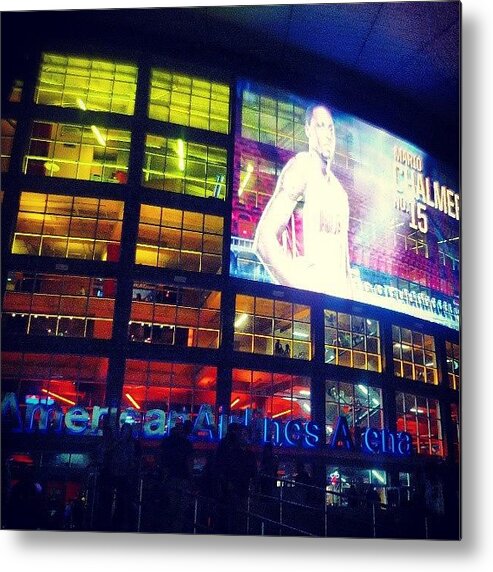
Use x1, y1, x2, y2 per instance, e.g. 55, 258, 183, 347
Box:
324, 310, 382, 372
143, 134, 227, 199
1, 118, 16, 173
149, 69, 230, 133
234, 294, 311, 360
12, 191, 124, 261
35, 53, 137, 115
129, 282, 221, 349
136, 204, 223, 274
3, 272, 115, 340
24, 121, 131, 183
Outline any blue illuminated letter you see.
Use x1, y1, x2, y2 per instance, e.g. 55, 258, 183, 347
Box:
143, 409, 166, 439
303, 422, 320, 448
284, 420, 302, 446
330, 416, 354, 451
64, 406, 89, 434
192, 404, 215, 440
263, 418, 282, 446
363, 428, 380, 453
397, 432, 412, 456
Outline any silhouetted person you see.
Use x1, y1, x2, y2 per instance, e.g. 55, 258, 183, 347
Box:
275, 340, 283, 355
160, 421, 194, 533
347, 484, 359, 508
366, 485, 381, 509
4, 465, 46, 530
215, 423, 257, 534
110, 423, 141, 531
294, 461, 313, 505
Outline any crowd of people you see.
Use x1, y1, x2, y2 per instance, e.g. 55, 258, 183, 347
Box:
3, 418, 393, 534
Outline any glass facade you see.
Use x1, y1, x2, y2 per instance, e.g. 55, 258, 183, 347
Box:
324, 310, 382, 371
396, 392, 444, 457
149, 68, 230, 133
24, 122, 131, 182
122, 360, 217, 419
12, 192, 124, 261
2, 352, 108, 416
392, 325, 438, 384
241, 90, 307, 151
325, 380, 383, 443
136, 205, 223, 273
3, 272, 115, 339
142, 135, 227, 199
231, 368, 310, 421
129, 282, 221, 348
234, 294, 311, 359
35, 53, 138, 115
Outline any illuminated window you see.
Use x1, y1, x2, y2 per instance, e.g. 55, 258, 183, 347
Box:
149, 69, 230, 133
1, 119, 16, 173
325, 380, 383, 444
450, 402, 460, 463
123, 360, 217, 424
241, 90, 306, 152
324, 310, 382, 372
136, 204, 223, 274
129, 282, 221, 348
326, 466, 388, 507
392, 326, 438, 384
1, 352, 108, 424
234, 295, 311, 360
3, 272, 115, 339
142, 135, 227, 199
445, 341, 460, 390
232, 369, 310, 424
396, 392, 444, 457
35, 53, 137, 115
24, 121, 131, 183
12, 192, 124, 261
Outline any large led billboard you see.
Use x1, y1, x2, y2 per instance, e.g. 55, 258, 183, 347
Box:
230, 80, 460, 331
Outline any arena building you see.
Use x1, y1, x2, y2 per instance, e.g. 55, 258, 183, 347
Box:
1, 5, 460, 538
